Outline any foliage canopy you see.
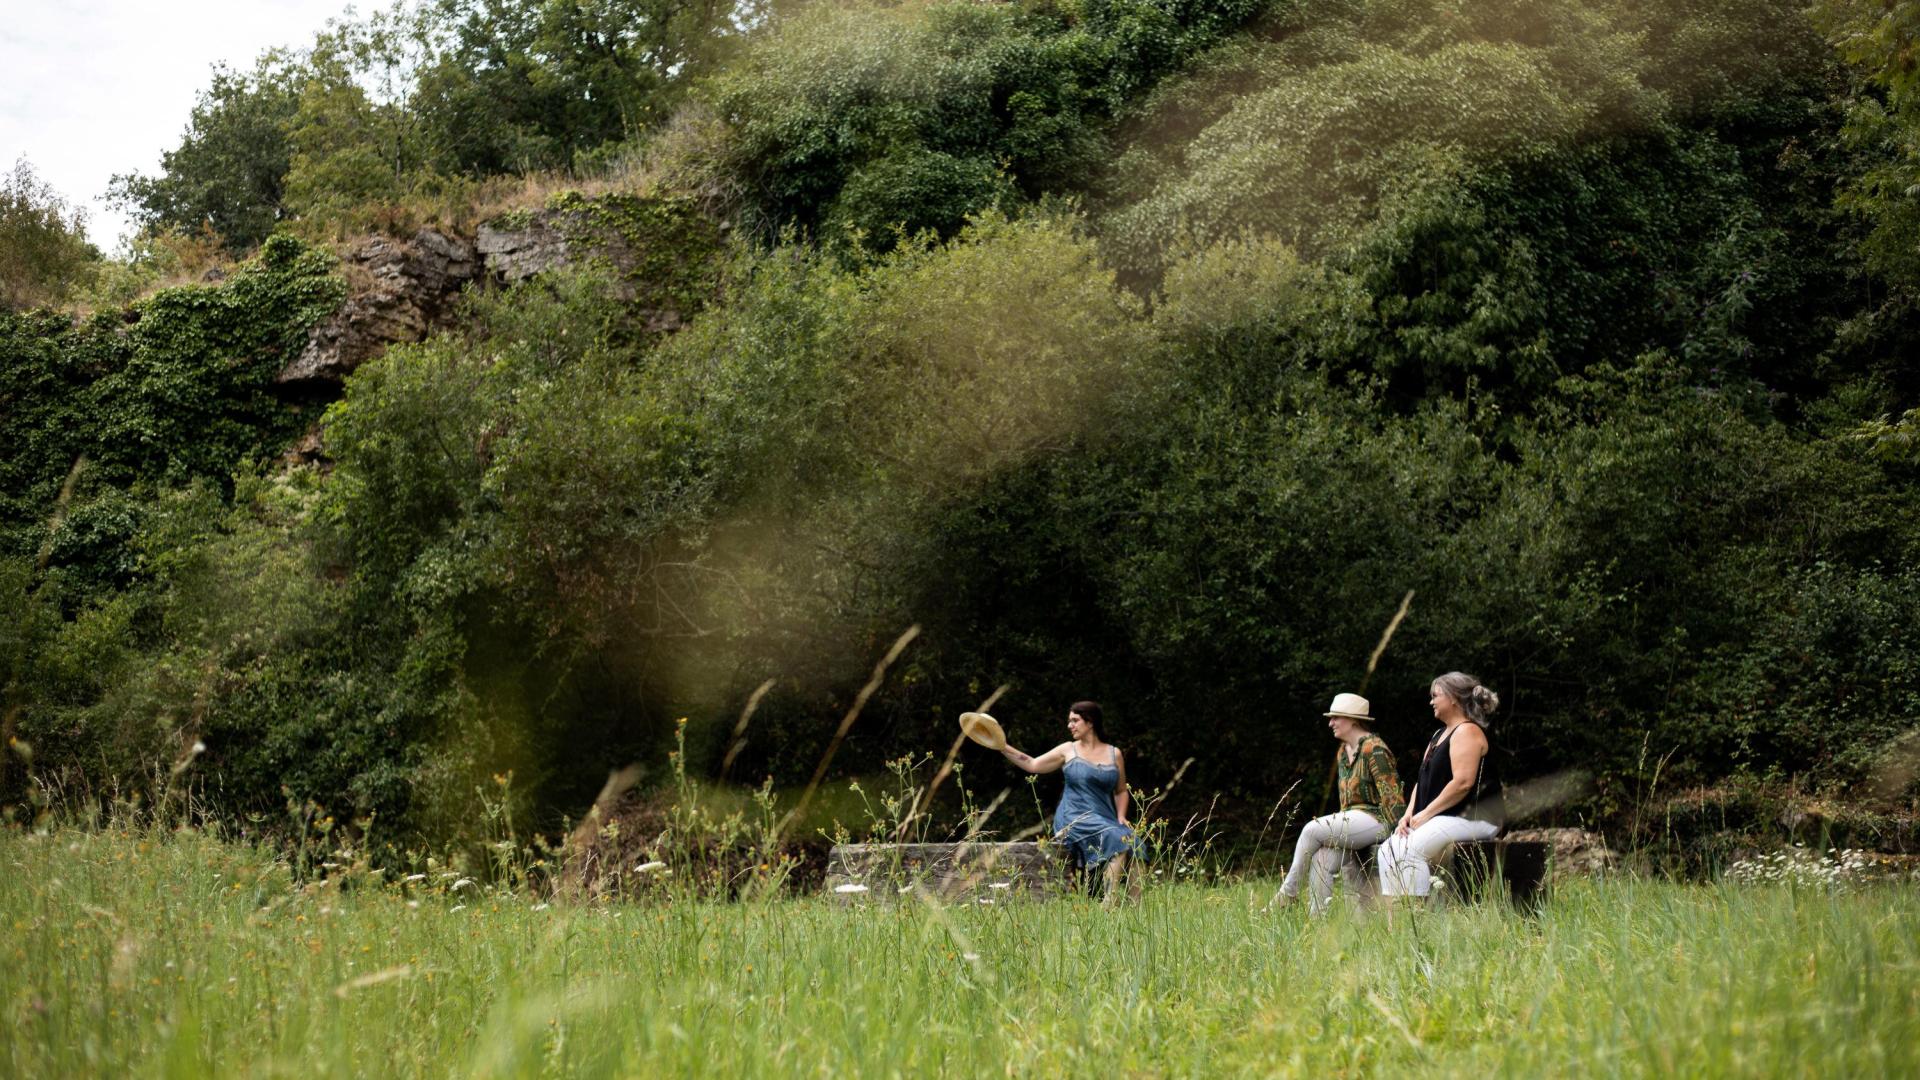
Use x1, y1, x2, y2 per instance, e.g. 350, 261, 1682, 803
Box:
6, 0, 1920, 848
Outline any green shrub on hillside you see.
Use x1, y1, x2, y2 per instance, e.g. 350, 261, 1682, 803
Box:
0, 236, 341, 557
1103, 0, 1828, 273
703, 0, 1263, 244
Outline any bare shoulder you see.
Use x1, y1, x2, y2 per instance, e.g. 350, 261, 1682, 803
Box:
1453, 724, 1489, 749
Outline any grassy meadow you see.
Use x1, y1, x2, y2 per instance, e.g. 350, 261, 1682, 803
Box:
3, 828, 1917, 1077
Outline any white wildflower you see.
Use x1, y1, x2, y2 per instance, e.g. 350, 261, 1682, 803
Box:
1727, 846, 1871, 890
635, 861, 667, 874
833, 883, 869, 894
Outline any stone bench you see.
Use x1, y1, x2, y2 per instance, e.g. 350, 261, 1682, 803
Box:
1429, 838, 1550, 908
1326, 838, 1551, 910
823, 841, 1069, 902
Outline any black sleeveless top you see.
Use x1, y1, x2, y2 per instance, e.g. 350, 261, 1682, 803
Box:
1410, 721, 1503, 824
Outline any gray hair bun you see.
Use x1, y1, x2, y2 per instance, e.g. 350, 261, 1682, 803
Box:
1471, 684, 1500, 717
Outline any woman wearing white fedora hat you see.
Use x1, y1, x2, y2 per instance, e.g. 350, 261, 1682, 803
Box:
1268, 692, 1406, 914
1377, 671, 1505, 900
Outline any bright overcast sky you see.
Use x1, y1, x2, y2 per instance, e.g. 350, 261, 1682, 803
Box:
1, 0, 357, 253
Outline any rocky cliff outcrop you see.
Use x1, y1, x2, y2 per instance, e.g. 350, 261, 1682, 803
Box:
475, 193, 722, 335
475, 213, 574, 284
1502, 827, 1616, 883
276, 228, 477, 389
274, 195, 721, 397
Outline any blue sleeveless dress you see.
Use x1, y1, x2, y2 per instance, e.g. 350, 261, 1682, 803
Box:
1053, 751, 1140, 867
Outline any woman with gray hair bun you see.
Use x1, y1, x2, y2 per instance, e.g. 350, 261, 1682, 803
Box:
1378, 672, 1505, 900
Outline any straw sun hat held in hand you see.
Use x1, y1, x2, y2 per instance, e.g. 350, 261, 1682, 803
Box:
959, 711, 1007, 750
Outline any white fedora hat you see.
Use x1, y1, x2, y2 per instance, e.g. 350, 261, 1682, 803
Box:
1323, 693, 1373, 721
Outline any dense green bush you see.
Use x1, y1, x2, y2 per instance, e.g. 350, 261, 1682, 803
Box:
702, 0, 1262, 244
0, 237, 344, 816
0, 236, 341, 557
1100, 0, 1829, 275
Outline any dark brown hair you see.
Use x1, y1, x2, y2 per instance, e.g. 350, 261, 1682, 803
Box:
1069, 700, 1105, 740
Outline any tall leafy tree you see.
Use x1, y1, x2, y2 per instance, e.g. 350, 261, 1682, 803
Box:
282, 13, 444, 227
0, 159, 97, 312
1815, 0, 1920, 461
108, 56, 303, 253
412, 0, 751, 176
1817, 0, 1920, 288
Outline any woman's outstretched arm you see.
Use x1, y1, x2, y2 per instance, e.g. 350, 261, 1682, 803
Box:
1002, 742, 1068, 775
1113, 748, 1131, 826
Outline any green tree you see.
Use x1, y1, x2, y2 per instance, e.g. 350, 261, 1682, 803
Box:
281, 15, 447, 233
107, 57, 303, 252
1814, 0, 1920, 464
0, 159, 97, 312
703, 0, 1262, 243
412, 0, 750, 176
1816, 0, 1920, 288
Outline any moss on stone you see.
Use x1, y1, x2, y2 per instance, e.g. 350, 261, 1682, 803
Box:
545, 191, 725, 321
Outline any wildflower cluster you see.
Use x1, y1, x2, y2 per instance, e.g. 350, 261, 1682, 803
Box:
1725, 846, 1876, 889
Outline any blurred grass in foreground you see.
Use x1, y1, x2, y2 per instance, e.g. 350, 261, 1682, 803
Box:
3, 826, 1916, 1077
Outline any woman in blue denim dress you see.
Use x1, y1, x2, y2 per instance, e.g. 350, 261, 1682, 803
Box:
999, 700, 1143, 900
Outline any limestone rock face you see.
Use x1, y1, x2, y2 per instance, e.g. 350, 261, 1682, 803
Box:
274, 195, 718, 399
276, 228, 477, 388
1501, 827, 1615, 882
279, 426, 329, 470
475, 213, 573, 284
475, 195, 720, 334
824, 841, 1070, 902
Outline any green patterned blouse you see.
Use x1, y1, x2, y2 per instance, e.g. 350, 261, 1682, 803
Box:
1336, 733, 1406, 823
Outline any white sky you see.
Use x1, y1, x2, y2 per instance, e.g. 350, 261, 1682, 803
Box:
1, 0, 356, 253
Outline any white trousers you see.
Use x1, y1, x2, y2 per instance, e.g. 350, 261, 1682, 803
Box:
1377, 815, 1500, 896
1278, 810, 1388, 913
